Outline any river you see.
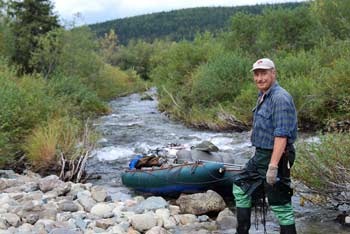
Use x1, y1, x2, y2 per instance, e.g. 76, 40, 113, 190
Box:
87, 88, 348, 234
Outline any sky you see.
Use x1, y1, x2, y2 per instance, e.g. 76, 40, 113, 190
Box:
52, 0, 307, 26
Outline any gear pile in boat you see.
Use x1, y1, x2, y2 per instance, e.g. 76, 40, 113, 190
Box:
122, 141, 244, 196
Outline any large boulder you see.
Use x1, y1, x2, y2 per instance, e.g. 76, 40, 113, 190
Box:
176, 190, 226, 215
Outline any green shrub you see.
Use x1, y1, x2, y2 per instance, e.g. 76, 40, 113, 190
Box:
47, 75, 109, 119
0, 70, 56, 164
293, 133, 350, 206
190, 52, 251, 107
91, 65, 146, 100
231, 83, 257, 124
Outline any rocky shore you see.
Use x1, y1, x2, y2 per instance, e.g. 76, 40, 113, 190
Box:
0, 170, 239, 234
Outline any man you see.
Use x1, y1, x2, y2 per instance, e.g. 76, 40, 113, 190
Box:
232, 58, 298, 234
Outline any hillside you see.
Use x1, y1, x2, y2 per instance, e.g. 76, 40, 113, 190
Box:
89, 2, 303, 45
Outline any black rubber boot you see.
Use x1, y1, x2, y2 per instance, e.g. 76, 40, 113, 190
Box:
235, 207, 251, 234
280, 224, 297, 234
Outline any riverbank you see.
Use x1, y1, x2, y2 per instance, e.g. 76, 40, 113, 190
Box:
0, 169, 245, 234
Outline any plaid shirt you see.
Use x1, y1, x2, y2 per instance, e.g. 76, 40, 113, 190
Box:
251, 82, 297, 149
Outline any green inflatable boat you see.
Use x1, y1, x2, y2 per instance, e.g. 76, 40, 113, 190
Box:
121, 161, 243, 196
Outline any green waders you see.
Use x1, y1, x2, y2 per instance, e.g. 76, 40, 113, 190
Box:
232, 147, 297, 234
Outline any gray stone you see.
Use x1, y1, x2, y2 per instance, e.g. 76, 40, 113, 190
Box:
23, 182, 39, 192
163, 216, 177, 229
58, 201, 79, 212
169, 205, 180, 215
38, 175, 64, 193
192, 141, 219, 152
95, 218, 114, 229
216, 215, 237, 230
130, 212, 157, 232
22, 212, 40, 225
3, 186, 24, 193
110, 225, 127, 234
216, 208, 237, 230
49, 228, 82, 234
216, 208, 234, 220
74, 217, 88, 230
21, 200, 43, 212
0, 179, 8, 191
22, 191, 44, 201
34, 219, 55, 232
39, 207, 58, 221
43, 190, 59, 200
1, 213, 21, 227
0, 217, 8, 229
91, 186, 108, 202
136, 196, 168, 212
90, 203, 114, 218
198, 215, 209, 222
76, 191, 96, 212
176, 190, 226, 215
53, 183, 71, 196
71, 211, 88, 220
17, 223, 34, 232
0, 170, 17, 179
56, 213, 72, 222
119, 221, 130, 232
179, 214, 197, 225
67, 183, 85, 198
8, 193, 24, 200
145, 226, 171, 234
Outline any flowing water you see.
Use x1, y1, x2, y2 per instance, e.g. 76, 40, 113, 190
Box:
87, 88, 348, 234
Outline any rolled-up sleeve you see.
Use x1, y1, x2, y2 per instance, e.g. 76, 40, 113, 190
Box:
272, 94, 297, 139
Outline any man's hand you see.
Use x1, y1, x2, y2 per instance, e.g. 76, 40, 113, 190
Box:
266, 164, 278, 185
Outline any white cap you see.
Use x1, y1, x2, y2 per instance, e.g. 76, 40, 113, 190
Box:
251, 58, 275, 71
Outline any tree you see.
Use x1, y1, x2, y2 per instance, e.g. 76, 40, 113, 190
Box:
311, 0, 350, 40
8, 0, 59, 73
99, 29, 118, 64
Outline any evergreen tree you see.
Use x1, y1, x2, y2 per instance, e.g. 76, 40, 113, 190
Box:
8, 0, 59, 73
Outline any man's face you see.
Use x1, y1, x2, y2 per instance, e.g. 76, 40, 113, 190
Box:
253, 69, 276, 93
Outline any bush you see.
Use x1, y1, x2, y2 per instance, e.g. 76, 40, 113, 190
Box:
293, 133, 350, 207
0, 68, 57, 165
47, 75, 109, 119
91, 65, 146, 100
190, 52, 251, 107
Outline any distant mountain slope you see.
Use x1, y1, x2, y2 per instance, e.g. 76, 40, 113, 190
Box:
89, 3, 303, 45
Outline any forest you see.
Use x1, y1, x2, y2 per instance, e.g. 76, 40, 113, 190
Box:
1, 0, 350, 205
89, 2, 303, 45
